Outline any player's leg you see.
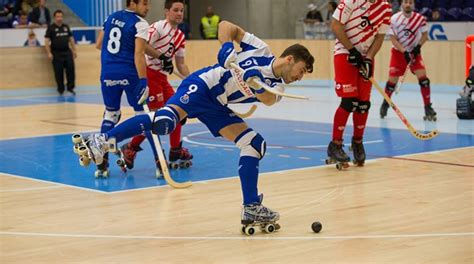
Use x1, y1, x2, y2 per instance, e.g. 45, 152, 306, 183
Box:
65, 50, 76, 95
52, 53, 65, 95
412, 56, 436, 120
328, 54, 357, 164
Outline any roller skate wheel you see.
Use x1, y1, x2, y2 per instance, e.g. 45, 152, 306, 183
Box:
73, 144, 79, 154
116, 159, 125, 166
155, 169, 163, 179
94, 170, 100, 178
336, 163, 342, 170
79, 156, 90, 167
275, 223, 281, 230
241, 226, 246, 234
325, 158, 331, 165
72, 134, 83, 144
170, 162, 179, 170
244, 226, 255, 236
264, 224, 275, 233
103, 170, 109, 178
180, 161, 192, 168
77, 146, 88, 156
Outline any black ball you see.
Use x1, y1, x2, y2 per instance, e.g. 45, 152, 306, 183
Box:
311, 221, 322, 233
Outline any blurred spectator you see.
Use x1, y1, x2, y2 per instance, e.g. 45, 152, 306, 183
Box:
200, 6, 220, 39
0, 1, 14, 28
13, 0, 37, 16
390, 0, 400, 13
326, 1, 337, 21
178, 21, 192, 40
431, 8, 442, 20
24, 30, 41, 47
12, 11, 30, 28
29, 0, 50, 27
305, 3, 323, 23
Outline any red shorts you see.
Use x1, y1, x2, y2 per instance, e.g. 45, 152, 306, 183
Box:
389, 48, 426, 77
334, 54, 373, 101
146, 68, 175, 110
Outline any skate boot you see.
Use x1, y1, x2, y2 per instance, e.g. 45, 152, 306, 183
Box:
116, 143, 143, 171
72, 133, 110, 167
423, 103, 437, 121
350, 138, 366, 167
168, 142, 193, 169
380, 100, 389, 118
241, 194, 280, 236
325, 141, 350, 170
95, 153, 109, 178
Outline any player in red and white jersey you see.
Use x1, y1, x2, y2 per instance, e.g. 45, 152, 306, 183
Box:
380, 0, 436, 121
120, 0, 193, 173
327, 0, 391, 167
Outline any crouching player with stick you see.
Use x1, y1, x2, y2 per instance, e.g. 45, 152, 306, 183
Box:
72, 21, 314, 235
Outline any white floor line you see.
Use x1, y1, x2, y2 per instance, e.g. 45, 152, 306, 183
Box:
0, 185, 63, 192
0, 231, 472, 241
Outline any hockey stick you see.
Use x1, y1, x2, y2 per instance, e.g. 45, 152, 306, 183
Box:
234, 104, 257, 118
395, 56, 414, 94
369, 77, 439, 140
229, 63, 309, 100
143, 105, 192, 188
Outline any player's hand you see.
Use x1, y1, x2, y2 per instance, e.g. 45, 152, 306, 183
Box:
359, 58, 373, 80
47, 53, 52, 61
159, 54, 174, 74
403, 51, 411, 64
348, 47, 363, 68
243, 68, 265, 94
136, 78, 149, 105
217, 42, 237, 69
411, 44, 421, 57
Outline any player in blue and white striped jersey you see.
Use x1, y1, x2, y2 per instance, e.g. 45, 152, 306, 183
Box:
82, 20, 314, 227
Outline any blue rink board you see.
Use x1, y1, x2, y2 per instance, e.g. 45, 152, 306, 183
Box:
0, 119, 472, 192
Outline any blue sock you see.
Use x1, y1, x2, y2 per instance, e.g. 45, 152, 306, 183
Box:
107, 114, 152, 143
144, 130, 159, 160
238, 156, 260, 205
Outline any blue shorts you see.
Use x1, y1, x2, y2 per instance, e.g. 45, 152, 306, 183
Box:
100, 73, 144, 112
166, 76, 244, 137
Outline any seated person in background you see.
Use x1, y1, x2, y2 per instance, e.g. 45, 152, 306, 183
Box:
24, 30, 41, 47
12, 11, 30, 28
305, 3, 323, 23
29, 0, 51, 27
430, 8, 443, 20
0, 2, 14, 28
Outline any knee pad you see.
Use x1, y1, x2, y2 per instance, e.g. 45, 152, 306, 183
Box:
355, 100, 371, 114
385, 82, 396, 92
419, 77, 430, 87
151, 106, 179, 135
340, 97, 358, 112
235, 129, 266, 160
103, 110, 121, 124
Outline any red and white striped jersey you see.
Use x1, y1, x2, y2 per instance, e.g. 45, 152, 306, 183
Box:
388, 11, 427, 52
146, 20, 186, 72
332, 0, 392, 56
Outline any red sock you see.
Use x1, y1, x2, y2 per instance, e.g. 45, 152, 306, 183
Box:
420, 86, 431, 105
332, 107, 351, 141
353, 112, 369, 139
170, 122, 182, 149
130, 134, 146, 149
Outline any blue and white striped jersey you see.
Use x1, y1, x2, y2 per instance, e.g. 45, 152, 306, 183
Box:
194, 32, 283, 105
100, 9, 148, 78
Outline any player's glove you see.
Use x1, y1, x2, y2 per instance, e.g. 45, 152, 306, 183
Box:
217, 42, 237, 69
159, 54, 174, 74
411, 44, 421, 57
348, 47, 363, 68
359, 58, 373, 80
136, 78, 149, 105
403, 51, 412, 64
243, 68, 265, 94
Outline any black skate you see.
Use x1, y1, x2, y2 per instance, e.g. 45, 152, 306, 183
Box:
168, 142, 193, 169
325, 141, 350, 170
116, 143, 142, 172
380, 100, 389, 118
95, 153, 109, 178
241, 194, 280, 236
423, 103, 437, 121
349, 138, 366, 167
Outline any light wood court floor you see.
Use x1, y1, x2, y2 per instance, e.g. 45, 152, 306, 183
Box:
1, 104, 473, 263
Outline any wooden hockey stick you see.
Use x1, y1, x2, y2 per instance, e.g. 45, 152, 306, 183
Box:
370, 77, 439, 140
234, 104, 257, 118
229, 63, 309, 100
143, 105, 192, 188
395, 56, 415, 94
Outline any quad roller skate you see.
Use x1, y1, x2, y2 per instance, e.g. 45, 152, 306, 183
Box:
116, 143, 143, 172
168, 142, 193, 170
325, 141, 350, 170
349, 138, 366, 167
380, 100, 389, 119
72, 133, 115, 174
423, 103, 437, 121
240, 194, 280, 236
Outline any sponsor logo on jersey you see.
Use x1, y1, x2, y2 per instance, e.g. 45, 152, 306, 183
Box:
231, 68, 254, 97
104, 79, 130, 86
180, 94, 190, 104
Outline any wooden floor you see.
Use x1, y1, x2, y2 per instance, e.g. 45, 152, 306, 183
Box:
1, 104, 473, 263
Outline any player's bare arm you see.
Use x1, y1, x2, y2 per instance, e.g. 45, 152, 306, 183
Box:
174, 56, 190, 77
69, 36, 77, 58
44, 37, 52, 60
366, 34, 385, 60
391, 35, 406, 53
144, 43, 162, 59
218, 20, 245, 44
330, 19, 353, 50
134, 38, 147, 78
96, 30, 104, 50
419, 31, 428, 46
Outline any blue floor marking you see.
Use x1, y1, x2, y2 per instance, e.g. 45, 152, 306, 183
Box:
0, 119, 472, 192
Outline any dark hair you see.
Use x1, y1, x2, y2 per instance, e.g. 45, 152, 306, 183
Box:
53, 9, 63, 16
165, 0, 184, 9
328, 1, 338, 10
280, 44, 314, 73
126, 0, 140, 7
